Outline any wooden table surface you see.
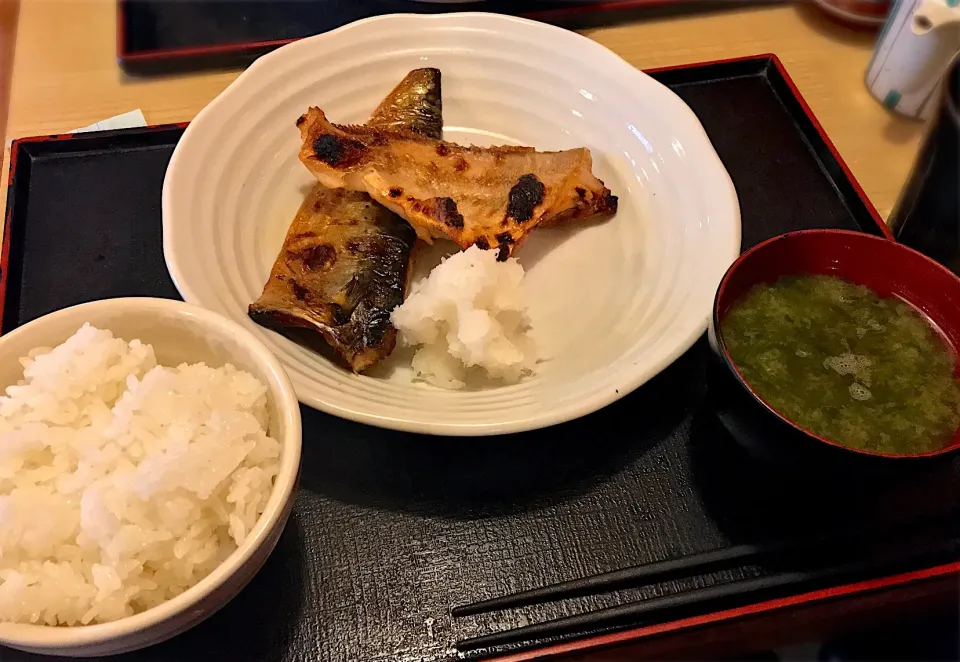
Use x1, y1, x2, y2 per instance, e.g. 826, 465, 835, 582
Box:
0, 0, 927, 221
0, 1, 950, 660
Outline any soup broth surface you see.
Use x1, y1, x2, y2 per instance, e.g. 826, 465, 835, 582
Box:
722, 275, 960, 454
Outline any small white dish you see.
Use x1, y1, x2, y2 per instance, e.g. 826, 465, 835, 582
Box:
0, 298, 302, 657
163, 12, 740, 436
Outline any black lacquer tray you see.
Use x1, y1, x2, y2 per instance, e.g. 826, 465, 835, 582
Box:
3, 55, 957, 662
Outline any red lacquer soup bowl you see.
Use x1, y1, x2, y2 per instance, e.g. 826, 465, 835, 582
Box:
707, 230, 960, 466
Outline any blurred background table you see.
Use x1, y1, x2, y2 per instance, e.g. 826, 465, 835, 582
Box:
0, 0, 926, 221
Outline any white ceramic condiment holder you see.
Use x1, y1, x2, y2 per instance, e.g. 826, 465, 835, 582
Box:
865, 0, 960, 120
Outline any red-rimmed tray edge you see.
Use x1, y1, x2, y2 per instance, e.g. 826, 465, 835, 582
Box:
1, 122, 189, 327
488, 561, 960, 661
115, 0, 692, 63
0, 56, 932, 660
646, 54, 893, 241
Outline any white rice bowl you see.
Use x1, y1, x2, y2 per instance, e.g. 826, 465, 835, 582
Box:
0, 298, 300, 657
0, 324, 280, 626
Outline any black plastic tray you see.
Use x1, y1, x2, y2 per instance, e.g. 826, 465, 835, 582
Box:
117, 0, 779, 75
3, 56, 958, 662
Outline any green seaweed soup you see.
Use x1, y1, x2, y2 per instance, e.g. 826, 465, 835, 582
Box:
721, 274, 960, 455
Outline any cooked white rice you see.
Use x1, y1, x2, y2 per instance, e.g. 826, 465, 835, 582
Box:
0, 324, 281, 626
392, 245, 537, 389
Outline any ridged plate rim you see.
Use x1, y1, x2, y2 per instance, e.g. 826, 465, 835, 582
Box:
162, 12, 741, 436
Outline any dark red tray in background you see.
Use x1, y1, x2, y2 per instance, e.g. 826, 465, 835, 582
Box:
117, 0, 781, 75
3, 56, 958, 662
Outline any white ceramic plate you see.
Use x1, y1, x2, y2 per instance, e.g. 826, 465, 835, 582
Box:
163, 12, 740, 436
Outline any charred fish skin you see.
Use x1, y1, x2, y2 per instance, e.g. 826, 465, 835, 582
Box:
369, 68, 443, 140
296, 107, 618, 258
249, 188, 416, 373
250, 69, 441, 373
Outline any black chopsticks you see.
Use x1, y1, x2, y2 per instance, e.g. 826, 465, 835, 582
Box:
454, 538, 960, 652
454, 557, 851, 651
451, 541, 781, 618
452, 528, 960, 653
451, 518, 954, 619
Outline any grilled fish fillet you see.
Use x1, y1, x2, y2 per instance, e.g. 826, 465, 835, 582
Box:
249, 187, 417, 372
297, 108, 618, 258
249, 69, 442, 373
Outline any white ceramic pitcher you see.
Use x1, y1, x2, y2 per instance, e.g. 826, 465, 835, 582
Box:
866, 0, 960, 119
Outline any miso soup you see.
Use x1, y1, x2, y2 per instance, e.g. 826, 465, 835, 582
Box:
721, 275, 960, 454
